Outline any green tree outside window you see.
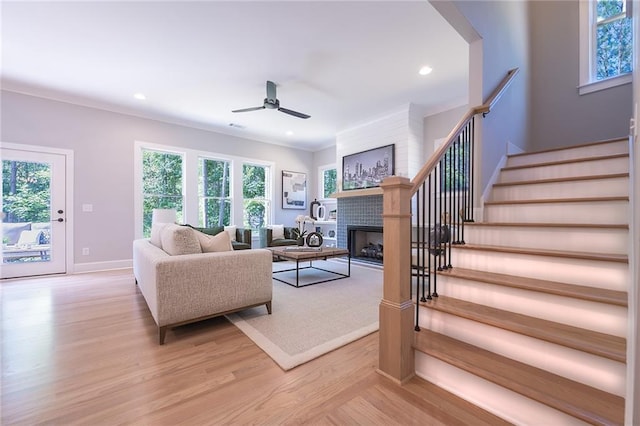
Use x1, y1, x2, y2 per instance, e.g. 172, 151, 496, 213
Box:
595, 0, 632, 80
142, 150, 183, 237
199, 158, 231, 227
242, 164, 270, 230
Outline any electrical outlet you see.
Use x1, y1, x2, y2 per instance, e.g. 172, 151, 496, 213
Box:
82, 248, 90, 256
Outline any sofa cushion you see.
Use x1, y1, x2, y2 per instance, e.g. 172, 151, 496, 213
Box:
268, 224, 285, 240
160, 224, 202, 256
224, 225, 237, 242
194, 229, 233, 252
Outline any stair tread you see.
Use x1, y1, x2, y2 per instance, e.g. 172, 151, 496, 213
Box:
493, 172, 629, 187
454, 243, 629, 264
414, 329, 625, 425
466, 221, 628, 229
484, 196, 628, 206
506, 137, 628, 159
440, 267, 627, 307
501, 153, 628, 171
420, 296, 626, 362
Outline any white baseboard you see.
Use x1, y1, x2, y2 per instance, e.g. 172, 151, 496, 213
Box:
73, 259, 132, 273
480, 155, 508, 215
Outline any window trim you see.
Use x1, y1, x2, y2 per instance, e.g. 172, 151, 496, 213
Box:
578, 0, 633, 95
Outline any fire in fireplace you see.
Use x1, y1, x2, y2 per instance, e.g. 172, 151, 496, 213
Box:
347, 226, 383, 264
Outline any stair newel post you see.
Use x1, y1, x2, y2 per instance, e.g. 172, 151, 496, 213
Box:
379, 176, 415, 384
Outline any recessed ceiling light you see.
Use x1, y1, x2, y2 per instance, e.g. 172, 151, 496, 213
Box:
133, 93, 146, 100
286, 131, 294, 136
419, 66, 433, 76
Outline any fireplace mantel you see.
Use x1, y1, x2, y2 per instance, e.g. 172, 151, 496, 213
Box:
331, 187, 383, 199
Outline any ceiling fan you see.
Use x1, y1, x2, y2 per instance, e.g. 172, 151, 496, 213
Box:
232, 80, 310, 119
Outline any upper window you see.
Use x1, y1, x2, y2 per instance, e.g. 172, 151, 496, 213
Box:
199, 157, 231, 227
579, 0, 633, 94
142, 149, 183, 237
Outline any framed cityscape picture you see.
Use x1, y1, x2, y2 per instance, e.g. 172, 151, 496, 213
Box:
282, 170, 307, 209
342, 144, 395, 190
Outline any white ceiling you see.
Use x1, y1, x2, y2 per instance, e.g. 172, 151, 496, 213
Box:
1, 1, 468, 151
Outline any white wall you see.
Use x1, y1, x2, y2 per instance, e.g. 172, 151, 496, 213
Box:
335, 105, 423, 189
1, 90, 314, 269
444, 0, 530, 193
528, 0, 632, 150
423, 104, 469, 159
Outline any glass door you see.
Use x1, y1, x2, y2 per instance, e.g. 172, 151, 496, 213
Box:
1, 148, 67, 279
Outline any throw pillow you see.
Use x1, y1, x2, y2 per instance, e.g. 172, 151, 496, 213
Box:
150, 222, 170, 248
160, 224, 202, 256
269, 224, 285, 240
224, 225, 237, 242
195, 229, 233, 252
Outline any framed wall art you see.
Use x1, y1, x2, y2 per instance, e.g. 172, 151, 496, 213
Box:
342, 144, 395, 190
282, 170, 307, 209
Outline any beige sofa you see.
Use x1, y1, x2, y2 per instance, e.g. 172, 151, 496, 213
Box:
132, 225, 272, 344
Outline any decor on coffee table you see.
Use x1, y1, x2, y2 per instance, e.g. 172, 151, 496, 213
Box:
282, 170, 307, 209
306, 231, 323, 247
342, 144, 395, 190
292, 214, 314, 242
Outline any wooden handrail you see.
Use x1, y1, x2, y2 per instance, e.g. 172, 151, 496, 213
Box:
410, 67, 519, 195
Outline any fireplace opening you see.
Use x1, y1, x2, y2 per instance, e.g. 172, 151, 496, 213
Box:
347, 226, 383, 265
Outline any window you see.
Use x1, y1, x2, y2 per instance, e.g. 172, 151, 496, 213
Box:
595, 0, 632, 80
242, 163, 271, 230
142, 149, 183, 237
135, 142, 274, 238
579, 0, 633, 94
199, 157, 231, 227
318, 164, 337, 199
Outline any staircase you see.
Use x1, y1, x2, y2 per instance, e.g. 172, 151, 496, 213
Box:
413, 138, 630, 425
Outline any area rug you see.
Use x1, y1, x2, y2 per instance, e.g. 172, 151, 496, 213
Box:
226, 260, 383, 370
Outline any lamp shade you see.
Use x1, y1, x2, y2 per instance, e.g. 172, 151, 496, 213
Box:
151, 208, 177, 225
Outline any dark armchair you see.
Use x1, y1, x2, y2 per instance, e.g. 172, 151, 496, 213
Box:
259, 227, 298, 248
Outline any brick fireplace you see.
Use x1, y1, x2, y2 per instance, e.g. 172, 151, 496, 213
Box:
337, 195, 383, 262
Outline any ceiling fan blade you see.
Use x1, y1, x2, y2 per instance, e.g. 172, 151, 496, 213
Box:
232, 106, 265, 113
266, 81, 277, 102
278, 107, 310, 119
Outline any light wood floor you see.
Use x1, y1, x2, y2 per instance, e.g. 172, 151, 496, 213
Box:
1, 269, 509, 425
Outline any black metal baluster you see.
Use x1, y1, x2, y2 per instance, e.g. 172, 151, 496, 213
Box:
427, 174, 433, 300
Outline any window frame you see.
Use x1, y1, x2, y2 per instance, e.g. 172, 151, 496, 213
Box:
241, 162, 272, 231
318, 163, 337, 201
134, 141, 274, 239
198, 156, 233, 228
139, 147, 185, 238
579, 0, 633, 95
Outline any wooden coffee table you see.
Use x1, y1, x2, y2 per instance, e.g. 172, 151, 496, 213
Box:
268, 246, 350, 287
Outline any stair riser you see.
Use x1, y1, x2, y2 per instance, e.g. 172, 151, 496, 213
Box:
499, 157, 628, 183
465, 226, 628, 255
418, 310, 626, 396
415, 352, 593, 426
483, 201, 628, 224
490, 177, 628, 202
506, 140, 629, 167
451, 248, 628, 291
433, 275, 627, 336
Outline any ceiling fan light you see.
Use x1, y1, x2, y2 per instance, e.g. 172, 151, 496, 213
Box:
419, 66, 433, 76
